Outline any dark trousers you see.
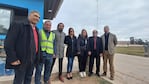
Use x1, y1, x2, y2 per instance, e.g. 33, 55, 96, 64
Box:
89, 50, 100, 74
51, 58, 63, 76
13, 62, 34, 84
78, 50, 88, 72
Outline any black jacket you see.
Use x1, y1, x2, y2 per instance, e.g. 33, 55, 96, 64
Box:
77, 35, 88, 52
64, 35, 77, 57
4, 19, 42, 69
88, 36, 103, 54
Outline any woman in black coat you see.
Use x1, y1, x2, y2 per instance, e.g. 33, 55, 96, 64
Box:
77, 29, 88, 77
64, 28, 77, 80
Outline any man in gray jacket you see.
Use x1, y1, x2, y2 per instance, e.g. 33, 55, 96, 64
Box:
101, 25, 117, 80
51, 23, 66, 82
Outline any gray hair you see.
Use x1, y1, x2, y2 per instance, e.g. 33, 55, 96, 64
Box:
104, 25, 109, 29
44, 20, 51, 24
29, 10, 40, 15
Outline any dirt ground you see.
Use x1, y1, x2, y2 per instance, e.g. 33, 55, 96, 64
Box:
0, 72, 112, 84
50, 72, 112, 84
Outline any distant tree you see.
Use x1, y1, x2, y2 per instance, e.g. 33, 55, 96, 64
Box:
130, 37, 135, 44
138, 39, 144, 45
135, 38, 144, 45
145, 40, 149, 45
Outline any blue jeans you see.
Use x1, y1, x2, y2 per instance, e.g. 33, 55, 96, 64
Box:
67, 56, 74, 73
35, 54, 53, 84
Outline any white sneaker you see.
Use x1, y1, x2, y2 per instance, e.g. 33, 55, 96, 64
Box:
80, 72, 84, 77
83, 72, 87, 77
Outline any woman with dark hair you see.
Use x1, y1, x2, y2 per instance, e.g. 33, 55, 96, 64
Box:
64, 28, 77, 80
77, 29, 88, 77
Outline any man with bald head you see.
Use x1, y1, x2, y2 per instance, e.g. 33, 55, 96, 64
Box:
88, 30, 103, 77
101, 25, 117, 80
4, 11, 41, 84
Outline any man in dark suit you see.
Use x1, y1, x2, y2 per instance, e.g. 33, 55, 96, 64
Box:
4, 11, 42, 84
88, 30, 103, 77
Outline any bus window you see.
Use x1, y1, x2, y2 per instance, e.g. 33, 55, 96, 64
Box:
0, 8, 12, 35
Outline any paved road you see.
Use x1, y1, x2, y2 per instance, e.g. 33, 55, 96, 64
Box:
104, 54, 149, 84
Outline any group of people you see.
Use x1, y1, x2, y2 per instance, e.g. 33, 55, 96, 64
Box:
4, 10, 117, 84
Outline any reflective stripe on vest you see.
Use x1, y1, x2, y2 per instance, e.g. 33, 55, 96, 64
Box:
41, 30, 55, 54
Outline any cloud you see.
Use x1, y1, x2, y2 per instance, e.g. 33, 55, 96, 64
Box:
52, 0, 149, 40
99, 0, 149, 40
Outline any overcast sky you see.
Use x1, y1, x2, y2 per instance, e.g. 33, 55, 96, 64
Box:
52, 0, 149, 41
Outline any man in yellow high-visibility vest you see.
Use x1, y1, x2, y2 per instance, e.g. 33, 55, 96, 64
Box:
35, 20, 56, 84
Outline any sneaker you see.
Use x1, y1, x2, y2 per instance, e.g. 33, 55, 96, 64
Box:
80, 72, 84, 77
83, 72, 86, 77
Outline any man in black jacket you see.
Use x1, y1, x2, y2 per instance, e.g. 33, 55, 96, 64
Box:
88, 30, 103, 77
4, 10, 41, 84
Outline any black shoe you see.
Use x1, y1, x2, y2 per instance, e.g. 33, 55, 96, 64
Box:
110, 76, 114, 80
101, 72, 107, 76
96, 73, 100, 77
88, 72, 93, 77
67, 77, 70, 80
70, 76, 73, 79
44, 81, 48, 84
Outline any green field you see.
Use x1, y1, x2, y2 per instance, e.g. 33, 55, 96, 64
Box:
116, 46, 144, 56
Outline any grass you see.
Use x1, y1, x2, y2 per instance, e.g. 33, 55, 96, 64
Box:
116, 46, 144, 56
